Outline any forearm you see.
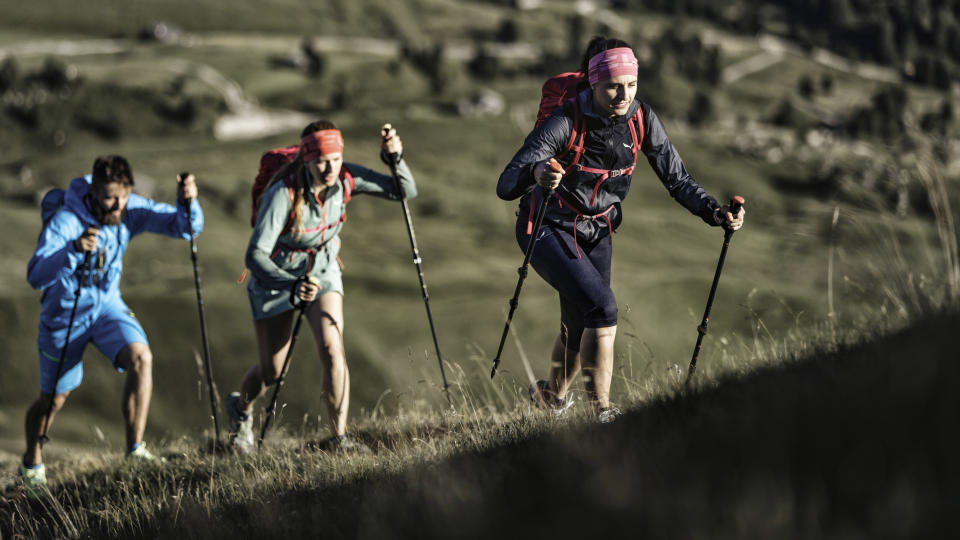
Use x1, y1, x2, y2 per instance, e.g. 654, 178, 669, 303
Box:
497, 115, 568, 201
27, 236, 84, 290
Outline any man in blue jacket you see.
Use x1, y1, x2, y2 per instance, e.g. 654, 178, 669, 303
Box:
20, 155, 203, 498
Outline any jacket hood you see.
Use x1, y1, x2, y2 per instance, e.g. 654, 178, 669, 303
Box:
63, 175, 98, 227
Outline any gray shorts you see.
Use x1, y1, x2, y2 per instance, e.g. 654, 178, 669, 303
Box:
247, 256, 343, 320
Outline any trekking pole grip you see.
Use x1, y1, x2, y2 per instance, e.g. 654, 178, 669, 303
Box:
726, 196, 744, 230
382, 123, 401, 166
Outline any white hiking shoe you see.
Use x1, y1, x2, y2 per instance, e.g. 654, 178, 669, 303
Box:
127, 443, 165, 462
529, 380, 574, 418
19, 461, 47, 500
227, 392, 255, 454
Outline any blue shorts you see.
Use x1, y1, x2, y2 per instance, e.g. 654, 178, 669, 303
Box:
37, 300, 149, 395
516, 220, 617, 352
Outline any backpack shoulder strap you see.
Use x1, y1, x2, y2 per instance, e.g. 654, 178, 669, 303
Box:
278, 174, 301, 237
339, 165, 355, 204
555, 97, 587, 172
628, 105, 645, 158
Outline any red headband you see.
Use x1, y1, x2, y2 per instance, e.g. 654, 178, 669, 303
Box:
587, 47, 639, 86
300, 129, 344, 162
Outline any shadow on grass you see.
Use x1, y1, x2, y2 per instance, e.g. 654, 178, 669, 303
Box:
8, 311, 959, 539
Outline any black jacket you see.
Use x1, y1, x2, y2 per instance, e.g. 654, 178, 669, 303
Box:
497, 89, 721, 243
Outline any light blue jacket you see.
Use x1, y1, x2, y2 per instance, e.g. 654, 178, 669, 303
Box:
27, 175, 203, 331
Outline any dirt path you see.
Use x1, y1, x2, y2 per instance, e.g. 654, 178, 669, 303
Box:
721, 34, 901, 85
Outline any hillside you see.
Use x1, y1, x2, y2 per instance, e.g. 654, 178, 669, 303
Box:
2, 310, 957, 538
0, 1, 958, 526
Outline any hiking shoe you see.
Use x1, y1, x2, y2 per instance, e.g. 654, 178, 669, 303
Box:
227, 392, 255, 455
598, 407, 621, 424
331, 435, 372, 455
127, 443, 164, 462
19, 462, 47, 500
529, 380, 574, 418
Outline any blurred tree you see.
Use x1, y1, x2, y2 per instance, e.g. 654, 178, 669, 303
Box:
301, 38, 327, 79
687, 90, 713, 126
36, 57, 70, 90
798, 75, 815, 99
0, 58, 17, 93
819, 73, 834, 94
496, 19, 519, 43
468, 45, 501, 79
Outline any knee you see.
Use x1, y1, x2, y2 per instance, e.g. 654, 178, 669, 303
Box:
37, 392, 69, 414
124, 346, 153, 375
583, 291, 617, 328
319, 331, 345, 362
261, 363, 283, 386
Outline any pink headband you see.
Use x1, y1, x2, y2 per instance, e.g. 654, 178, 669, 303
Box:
300, 130, 344, 162
587, 47, 639, 86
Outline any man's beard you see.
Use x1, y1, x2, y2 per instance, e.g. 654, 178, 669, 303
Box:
86, 194, 125, 225
100, 211, 124, 225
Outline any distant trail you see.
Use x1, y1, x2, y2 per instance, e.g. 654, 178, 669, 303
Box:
0, 39, 126, 59
722, 34, 901, 85
0, 34, 539, 141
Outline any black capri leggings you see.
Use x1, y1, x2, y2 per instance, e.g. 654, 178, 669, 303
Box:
516, 218, 617, 352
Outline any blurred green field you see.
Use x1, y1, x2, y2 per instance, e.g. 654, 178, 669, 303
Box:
1, 0, 957, 460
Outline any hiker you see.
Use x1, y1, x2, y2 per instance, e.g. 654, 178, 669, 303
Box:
496, 37, 745, 422
227, 120, 416, 454
21, 155, 203, 497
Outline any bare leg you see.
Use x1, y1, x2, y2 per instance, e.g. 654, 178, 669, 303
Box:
238, 310, 296, 413
23, 391, 70, 465
545, 333, 581, 403
580, 325, 617, 408
307, 292, 348, 437
116, 343, 153, 450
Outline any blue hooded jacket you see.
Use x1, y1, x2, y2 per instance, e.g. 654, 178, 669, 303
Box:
27, 175, 203, 332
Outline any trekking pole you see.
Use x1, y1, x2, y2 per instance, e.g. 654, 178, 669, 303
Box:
381, 123, 453, 408
179, 172, 221, 441
259, 286, 311, 447
491, 163, 562, 378
685, 196, 745, 384
38, 250, 92, 447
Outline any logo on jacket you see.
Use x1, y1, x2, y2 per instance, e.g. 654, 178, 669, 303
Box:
622, 142, 634, 149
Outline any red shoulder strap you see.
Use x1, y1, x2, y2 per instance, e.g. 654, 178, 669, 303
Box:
339, 165, 354, 204
278, 175, 300, 237
556, 97, 587, 173
629, 106, 645, 158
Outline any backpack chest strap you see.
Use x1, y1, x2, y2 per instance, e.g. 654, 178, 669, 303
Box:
573, 164, 636, 205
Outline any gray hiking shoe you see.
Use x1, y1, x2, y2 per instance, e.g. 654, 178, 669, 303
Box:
331, 435, 372, 455
598, 407, 621, 424
529, 380, 574, 418
227, 392, 255, 454
19, 461, 47, 500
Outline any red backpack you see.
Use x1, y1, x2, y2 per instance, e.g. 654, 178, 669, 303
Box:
528, 72, 647, 256
536, 71, 645, 182
249, 145, 355, 235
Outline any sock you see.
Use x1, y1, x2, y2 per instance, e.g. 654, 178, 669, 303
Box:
22, 456, 41, 470
128, 442, 141, 454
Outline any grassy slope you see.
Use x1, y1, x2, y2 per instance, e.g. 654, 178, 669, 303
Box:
0, 3, 958, 533
1, 1, 956, 450
2, 310, 956, 539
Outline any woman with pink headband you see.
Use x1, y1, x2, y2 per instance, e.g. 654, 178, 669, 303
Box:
227, 120, 417, 454
497, 37, 745, 422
